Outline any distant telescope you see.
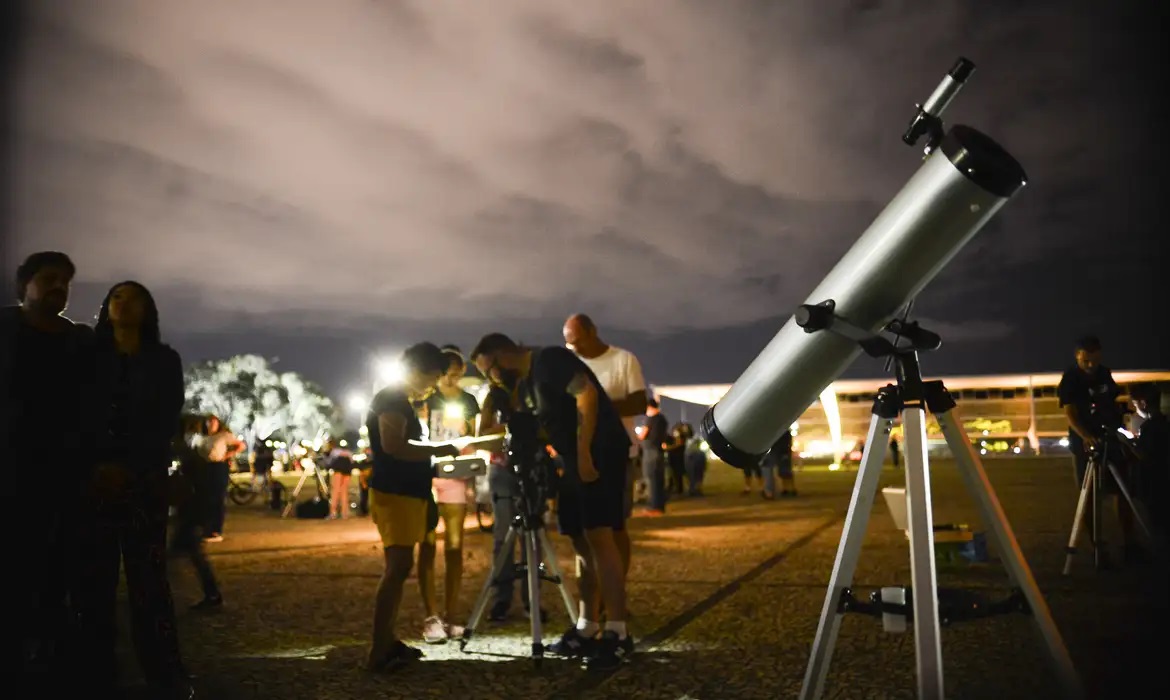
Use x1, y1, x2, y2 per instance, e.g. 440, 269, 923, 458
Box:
701, 60, 1026, 468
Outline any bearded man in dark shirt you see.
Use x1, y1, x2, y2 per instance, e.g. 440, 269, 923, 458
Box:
471, 333, 633, 671
0, 252, 93, 682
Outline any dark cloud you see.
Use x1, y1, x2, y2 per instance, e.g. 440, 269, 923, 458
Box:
7, 0, 1167, 393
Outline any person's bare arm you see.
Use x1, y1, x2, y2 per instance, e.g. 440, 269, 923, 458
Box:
379, 412, 457, 460
568, 373, 598, 463
1063, 405, 1098, 444
477, 392, 508, 436
611, 391, 648, 417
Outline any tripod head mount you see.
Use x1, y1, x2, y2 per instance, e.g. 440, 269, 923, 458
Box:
903, 57, 975, 156
795, 299, 942, 398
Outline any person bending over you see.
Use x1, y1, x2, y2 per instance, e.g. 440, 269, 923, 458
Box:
472, 333, 633, 670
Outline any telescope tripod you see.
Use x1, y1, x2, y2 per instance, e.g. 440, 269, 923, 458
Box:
798, 351, 1082, 700
1062, 436, 1154, 574
460, 498, 577, 667
280, 463, 330, 518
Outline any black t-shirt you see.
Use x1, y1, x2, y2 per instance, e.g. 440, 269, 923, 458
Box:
425, 390, 481, 441
1057, 364, 1120, 449
642, 413, 668, 454
520, 347, 630, 463
98, 355, 134, 463
9, 318, 90, 452
366, 388, 433, 499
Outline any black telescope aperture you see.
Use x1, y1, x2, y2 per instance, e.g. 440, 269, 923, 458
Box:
699, 410, 759, 469
941, 125, 1028, 198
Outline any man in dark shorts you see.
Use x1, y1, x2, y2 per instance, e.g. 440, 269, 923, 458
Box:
471, 333, 633, 670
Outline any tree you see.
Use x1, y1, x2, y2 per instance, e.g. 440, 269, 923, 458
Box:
183, 354, 340, 448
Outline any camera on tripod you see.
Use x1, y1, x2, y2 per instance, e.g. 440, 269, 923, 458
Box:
1088, 399, 1129, 442
503, 410, 557, 518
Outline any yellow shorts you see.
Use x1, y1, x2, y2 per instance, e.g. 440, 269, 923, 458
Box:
369, 490, 429, 548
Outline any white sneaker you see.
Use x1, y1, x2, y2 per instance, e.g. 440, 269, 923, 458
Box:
445, 622, 465, 640
422, 616, 448, 644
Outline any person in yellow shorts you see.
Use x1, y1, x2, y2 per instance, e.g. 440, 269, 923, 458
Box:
363, 342, 460, 673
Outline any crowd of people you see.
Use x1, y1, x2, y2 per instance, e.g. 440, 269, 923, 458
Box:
9, 246, 1160, 695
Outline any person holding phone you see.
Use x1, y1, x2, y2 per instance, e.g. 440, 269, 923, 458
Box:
364, 342, 462, 673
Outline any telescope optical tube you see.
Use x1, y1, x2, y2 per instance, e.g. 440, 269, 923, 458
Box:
702, 125, 1027, 468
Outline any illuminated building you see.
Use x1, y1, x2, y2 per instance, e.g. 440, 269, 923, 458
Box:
653, 370, 1169, 462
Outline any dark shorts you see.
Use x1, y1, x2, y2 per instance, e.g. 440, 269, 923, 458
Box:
557, 454, 627, 537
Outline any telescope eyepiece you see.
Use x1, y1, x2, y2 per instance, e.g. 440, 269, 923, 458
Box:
948, 57, 975, 83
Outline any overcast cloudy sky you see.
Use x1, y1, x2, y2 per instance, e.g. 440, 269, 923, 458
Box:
4, 0, 1166, 398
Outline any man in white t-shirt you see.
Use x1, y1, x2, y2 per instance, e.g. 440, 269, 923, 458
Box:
563, 313, 647, 577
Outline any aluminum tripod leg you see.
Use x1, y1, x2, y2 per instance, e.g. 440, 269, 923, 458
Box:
1103, 457, 1154, 544
1062, 462, 1095, 575
281, 469, 315, 518
537, 528, 579, 624
902, 406, 944, 700
525, 530, 545, 662
799, 412, 893, 700
938, 410, 1083, 700
462, 525, 520, 646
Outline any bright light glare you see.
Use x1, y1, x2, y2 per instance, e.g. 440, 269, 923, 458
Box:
818, 388, 844, 464
444, 402, 465, 420
1118, 428, 1134, 439
1058, 437, 1069, 448
828, 462, 841, 471
375, 357, 404, 385
346, 392, 367, 413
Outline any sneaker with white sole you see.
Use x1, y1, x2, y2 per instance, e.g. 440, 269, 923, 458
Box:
422, 616, 448, 644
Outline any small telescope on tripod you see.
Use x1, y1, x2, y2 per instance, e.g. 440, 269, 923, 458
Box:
700, 58, 1084, 699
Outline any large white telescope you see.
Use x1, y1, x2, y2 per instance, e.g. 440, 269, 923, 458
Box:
700, 58, 1027, 467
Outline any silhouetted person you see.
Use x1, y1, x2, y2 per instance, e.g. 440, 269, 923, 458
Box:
1, 252, 92, 685
171, 415, 223, 611
74, 281, 193, 698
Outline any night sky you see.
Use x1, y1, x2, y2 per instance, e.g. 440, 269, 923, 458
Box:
3, 0, 1167, 401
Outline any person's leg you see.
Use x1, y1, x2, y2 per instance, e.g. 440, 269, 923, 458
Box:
581, 469, 632, 670
208, 461, 229, 536
367, 492, 427, 669
742, 464, 757, 494
72, 505, 123, 691
440, 503, 466, 623
646, 452, 666, 512
641, 453, 656, 508
417, 532, 439, 619
368, 545, 415, 668
571, 533, 602, 626
616, 457, 634, 575
549, 487, 598, 658
762, 463, 775, 498
120, 490, 188, 690
331, 472, 346, 517
490, 492, 518, 613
